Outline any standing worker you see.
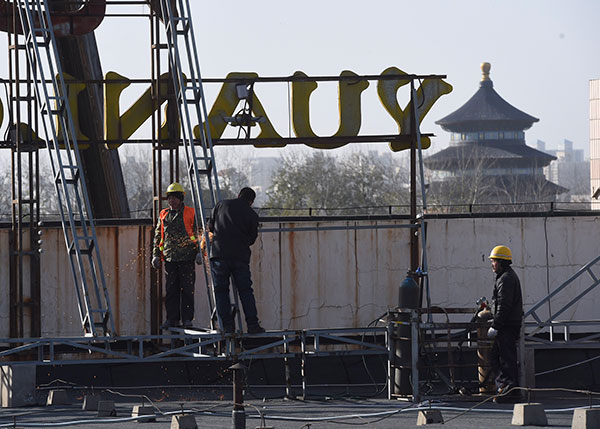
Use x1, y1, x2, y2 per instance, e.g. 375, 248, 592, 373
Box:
151, 182, 202, 329
487, 245, 523, 403
208, 187, 265, 334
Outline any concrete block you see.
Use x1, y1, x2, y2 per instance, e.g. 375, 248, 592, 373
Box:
46, 389, 69, 406
97, 400, 116, 417
82, 395, 100, 411
131, 405, 156, 422
416, 409, 444, 425
1, 365, 36, 408
511, 403, 547, 426
171, 414, 197, 429
572, 408, 600, 429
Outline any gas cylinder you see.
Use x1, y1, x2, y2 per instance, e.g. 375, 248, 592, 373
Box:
395, 274, 420, 396
398, 275, 419, 309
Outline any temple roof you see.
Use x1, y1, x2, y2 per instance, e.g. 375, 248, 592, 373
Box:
424, 141, 556, 168
435, 63, 539, 132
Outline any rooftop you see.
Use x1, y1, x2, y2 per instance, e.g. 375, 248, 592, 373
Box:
436, 62, 539, 132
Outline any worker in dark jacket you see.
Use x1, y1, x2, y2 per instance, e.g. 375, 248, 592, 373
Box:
151, 183, 202, 329
208, 187, 264, 334
487, 245, 523, 402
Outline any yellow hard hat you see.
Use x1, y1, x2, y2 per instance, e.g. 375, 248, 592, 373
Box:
489, 245, 512, 261
166, 182, 185, 195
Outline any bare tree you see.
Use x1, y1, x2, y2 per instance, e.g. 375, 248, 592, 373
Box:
266, 151, 410, 216
425, 145, 562, 213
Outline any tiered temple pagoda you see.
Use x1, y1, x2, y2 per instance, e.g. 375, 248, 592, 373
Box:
425, 63, 565, 210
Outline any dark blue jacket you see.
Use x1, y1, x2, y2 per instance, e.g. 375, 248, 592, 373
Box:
207, 198, 258, 263
492, 266, 523, 329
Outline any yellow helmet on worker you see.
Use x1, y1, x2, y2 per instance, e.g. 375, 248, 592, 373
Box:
489, 245, 512, 261
166, 182, 185, 195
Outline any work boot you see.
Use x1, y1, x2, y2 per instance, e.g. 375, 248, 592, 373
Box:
247, 324, 265, 334
222, 324, 235, 334
160, 320, 178, 330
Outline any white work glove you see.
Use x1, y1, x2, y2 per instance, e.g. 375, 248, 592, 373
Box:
487, 327, 498, 338
151, 256, 161, 269
195, 252, 203, 265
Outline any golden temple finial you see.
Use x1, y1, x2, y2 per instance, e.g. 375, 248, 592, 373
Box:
481, 62, 491, 82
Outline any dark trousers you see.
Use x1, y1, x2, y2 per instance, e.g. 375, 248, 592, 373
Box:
491, 325, 520, 391
210, 258, 259, 328
164, 260, 195, 323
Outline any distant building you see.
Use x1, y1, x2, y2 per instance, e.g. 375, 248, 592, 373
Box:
591, 79, 600, 209
538, 139, 590, 204
425, 62, 565, 211
246, 156, 279, 205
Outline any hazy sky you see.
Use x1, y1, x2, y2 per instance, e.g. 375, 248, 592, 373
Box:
1, 0, 599, 159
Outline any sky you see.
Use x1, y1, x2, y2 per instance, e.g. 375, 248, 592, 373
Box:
1, 0, 599, 161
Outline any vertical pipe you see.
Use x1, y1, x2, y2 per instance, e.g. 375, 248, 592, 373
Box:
409, 80, 418, 274
283, 334, 293, 399
230, 362, 246, 429
301, 331, 307, 400
410, 310, 419, 402
387, 318, 394, 399
8, 3, 17, 339
150, 10, 160, 335
519, 323, 527, 394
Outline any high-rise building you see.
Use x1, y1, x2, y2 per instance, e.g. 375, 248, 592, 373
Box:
590, 79, 600, 209
539, 139, 589, 204
246, 157, 280, 205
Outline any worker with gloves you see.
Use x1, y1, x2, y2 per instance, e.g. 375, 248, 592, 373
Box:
151, 182, 202, 329
208, 187, 265, 334
486, 245, 523, 402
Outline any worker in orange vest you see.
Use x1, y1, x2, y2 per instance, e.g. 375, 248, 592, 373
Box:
152, 182, 202, 329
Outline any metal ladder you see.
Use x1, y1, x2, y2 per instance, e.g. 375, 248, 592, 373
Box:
158, 0, 222, 329
16, 0, 115, 337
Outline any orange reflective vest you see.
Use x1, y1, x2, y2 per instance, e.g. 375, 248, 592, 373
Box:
158, 206, 197, 254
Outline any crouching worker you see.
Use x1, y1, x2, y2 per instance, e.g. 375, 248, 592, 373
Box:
487, 245, 523, 403
151, 182, 203, 329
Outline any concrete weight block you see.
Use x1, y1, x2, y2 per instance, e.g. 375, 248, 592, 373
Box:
571, 408, 600, 429
171, 414, 197, 429
131, 405, 156, 422
416, 409, 444, 425
46, 389, 69, 406
511, 403, 547, 426
1, 365, 36, 408
97, 400, 116, 417
82, 395, 100, 411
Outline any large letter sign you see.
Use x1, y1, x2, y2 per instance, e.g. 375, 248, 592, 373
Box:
292, 70, 370, 149
378, 67, 453, 151
0, 67, 452, 151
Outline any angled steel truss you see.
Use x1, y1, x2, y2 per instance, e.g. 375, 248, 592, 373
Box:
0, 327, 388, 365
524, 254, 600, 347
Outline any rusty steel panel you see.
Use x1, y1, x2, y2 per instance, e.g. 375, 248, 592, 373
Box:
261, 221, 411, 330
36, 226, 152, 336
1, 215, 599, 337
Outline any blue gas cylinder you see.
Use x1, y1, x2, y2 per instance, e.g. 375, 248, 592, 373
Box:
398, 275, 419, 309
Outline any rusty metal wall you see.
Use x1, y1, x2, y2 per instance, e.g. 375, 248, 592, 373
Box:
0, 215, 599, 337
